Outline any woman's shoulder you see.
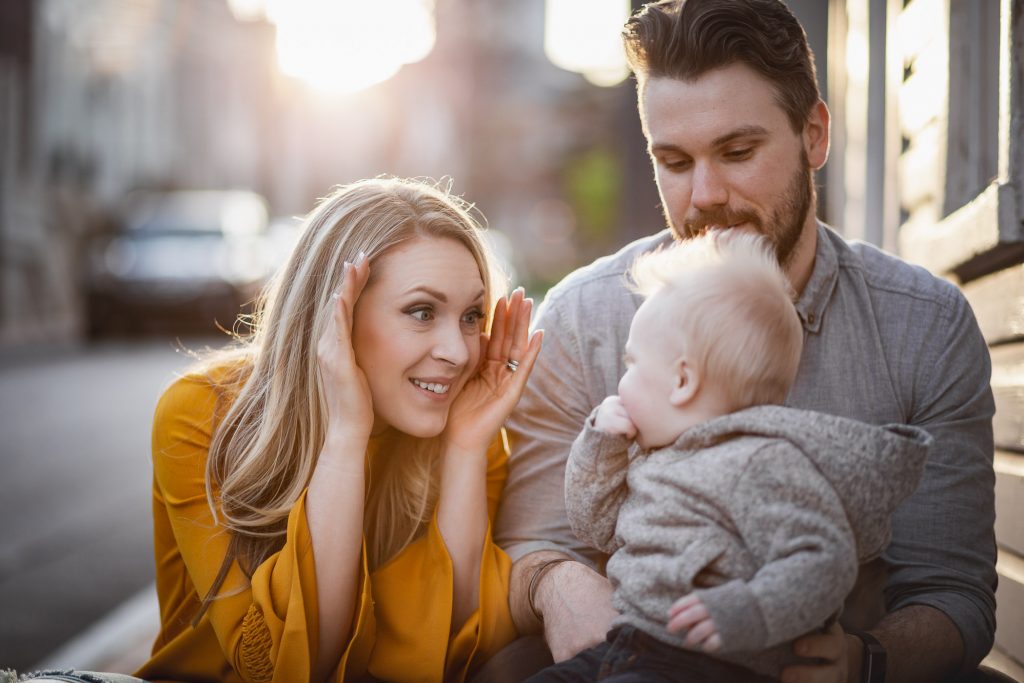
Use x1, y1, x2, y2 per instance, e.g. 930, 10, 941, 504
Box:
154, 353, 252, 433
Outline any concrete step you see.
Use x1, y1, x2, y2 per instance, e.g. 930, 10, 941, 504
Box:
30, 585, 158, 676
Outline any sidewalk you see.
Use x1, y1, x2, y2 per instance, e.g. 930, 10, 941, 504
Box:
29, 585, 158, 676
28, 586, 1024, 682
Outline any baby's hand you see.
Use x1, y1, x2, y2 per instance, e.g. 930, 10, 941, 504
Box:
593, 395, 637, 439
667, 593, 721, 653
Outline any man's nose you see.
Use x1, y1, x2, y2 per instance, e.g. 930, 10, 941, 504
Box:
689, 161, 728, 211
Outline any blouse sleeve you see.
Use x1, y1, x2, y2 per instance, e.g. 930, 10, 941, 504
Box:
151, 374, 374, 683
367, 430, 517, 683
445, 430, 518, 681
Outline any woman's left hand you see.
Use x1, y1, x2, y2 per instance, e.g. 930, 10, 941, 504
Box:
444, 288, 544, 455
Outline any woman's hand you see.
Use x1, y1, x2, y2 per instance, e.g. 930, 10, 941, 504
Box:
316, 253, 374, 443
444, 288, 543, 455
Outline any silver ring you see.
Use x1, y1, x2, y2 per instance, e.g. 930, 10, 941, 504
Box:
505, 359, 520, 372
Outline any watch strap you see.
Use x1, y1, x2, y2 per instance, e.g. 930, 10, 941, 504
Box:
848, 629, 887, 683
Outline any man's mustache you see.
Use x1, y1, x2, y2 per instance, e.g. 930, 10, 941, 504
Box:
682, 209, 761, 238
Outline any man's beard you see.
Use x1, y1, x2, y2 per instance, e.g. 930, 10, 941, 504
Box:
669, 149, 814, 269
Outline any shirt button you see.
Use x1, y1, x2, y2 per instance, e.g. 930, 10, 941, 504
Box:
807, 313, 816, 324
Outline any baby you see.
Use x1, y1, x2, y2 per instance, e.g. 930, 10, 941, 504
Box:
529, 232, 932, 682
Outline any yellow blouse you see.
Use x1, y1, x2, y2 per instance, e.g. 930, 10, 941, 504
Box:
136, 368, 517, 683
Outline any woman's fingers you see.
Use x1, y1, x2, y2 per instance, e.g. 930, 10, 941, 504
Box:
335, 253, 370, 343
487, 295, 508, 363
508, 328, 544, 389
499, 288, 525, 361
507, 295, 532, 365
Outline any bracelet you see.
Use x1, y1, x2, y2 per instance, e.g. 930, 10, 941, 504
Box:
527, 558, 572, 624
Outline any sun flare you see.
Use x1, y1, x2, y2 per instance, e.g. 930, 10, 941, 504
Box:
267, 0, 436, 94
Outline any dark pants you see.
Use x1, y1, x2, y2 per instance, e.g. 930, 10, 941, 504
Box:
522, 627, 773, 683
474, 635, 1022, 683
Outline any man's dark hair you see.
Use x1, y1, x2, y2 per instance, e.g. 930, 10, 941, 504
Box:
623, 0, 820, 131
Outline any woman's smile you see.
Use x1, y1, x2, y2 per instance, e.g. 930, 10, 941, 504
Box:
410, 376, 455, 398
352, 235, 486, 438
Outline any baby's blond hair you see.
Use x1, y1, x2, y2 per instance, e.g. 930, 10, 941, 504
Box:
630, 232, 803, 409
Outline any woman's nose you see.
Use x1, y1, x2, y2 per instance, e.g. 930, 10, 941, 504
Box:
431, 321, 471, 367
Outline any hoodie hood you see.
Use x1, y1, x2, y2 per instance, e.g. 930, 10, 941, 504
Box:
677, 405, 932, 561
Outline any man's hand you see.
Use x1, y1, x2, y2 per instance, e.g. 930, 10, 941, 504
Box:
534, 558, 618, 662
666, 593, 721, 652
781, 621, 855, 683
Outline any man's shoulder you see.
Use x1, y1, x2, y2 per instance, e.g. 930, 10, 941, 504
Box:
543, 230, 672, 307
831, 229, 962, 309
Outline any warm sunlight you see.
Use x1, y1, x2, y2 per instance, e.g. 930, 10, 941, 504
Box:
266, 0, 436, 95
545, 0, 630, 87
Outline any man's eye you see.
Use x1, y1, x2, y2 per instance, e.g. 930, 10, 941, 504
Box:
659, 158, 690, 172
724, 148, 753, 160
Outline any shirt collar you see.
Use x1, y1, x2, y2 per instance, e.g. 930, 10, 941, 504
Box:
794, 222, 839, 334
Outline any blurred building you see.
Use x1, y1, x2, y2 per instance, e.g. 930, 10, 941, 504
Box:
0, 0, 665, 347
0, 0, 278, 345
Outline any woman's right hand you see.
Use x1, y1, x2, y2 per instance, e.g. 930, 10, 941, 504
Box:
316, 253, 374, 442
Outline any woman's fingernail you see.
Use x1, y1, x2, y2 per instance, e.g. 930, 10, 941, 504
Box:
356, 251, 367, 265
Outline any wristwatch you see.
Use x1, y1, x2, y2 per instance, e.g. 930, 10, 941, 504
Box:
849, 629, 887, 683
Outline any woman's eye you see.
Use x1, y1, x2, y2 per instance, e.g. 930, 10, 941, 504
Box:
409, 308, 433, 322
462, 309, 484, 326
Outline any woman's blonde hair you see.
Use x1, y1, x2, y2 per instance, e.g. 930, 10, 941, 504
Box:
629, 231, 803, 409
193, 178, 502, 617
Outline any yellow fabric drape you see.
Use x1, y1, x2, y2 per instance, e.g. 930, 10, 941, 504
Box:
137, 369, 517, 683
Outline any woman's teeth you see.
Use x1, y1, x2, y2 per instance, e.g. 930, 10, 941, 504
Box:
412, 379, 450, 394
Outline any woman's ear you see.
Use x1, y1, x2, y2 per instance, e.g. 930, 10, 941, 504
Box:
669, 358, 699, 407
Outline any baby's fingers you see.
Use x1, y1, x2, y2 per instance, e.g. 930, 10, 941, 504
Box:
667, 595, 708, 633
682, 618, 717, 650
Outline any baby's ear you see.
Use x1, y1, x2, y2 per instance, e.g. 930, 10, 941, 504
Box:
669, 358, 699, 407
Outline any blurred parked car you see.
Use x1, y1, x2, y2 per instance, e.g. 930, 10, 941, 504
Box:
83, 189, 285, 337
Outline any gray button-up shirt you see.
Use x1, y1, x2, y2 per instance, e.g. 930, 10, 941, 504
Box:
497, 224, 996, 668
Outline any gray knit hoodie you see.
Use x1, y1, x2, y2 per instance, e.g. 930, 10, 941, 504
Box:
565, 404, 931, 678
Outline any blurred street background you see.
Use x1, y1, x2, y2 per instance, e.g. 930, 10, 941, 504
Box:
0, 0, 831, 673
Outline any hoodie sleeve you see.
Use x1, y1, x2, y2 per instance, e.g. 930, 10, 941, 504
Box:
695, 442, 858, 653
564, 407, 634, 555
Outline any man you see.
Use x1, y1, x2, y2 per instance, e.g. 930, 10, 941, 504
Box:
495, 1, 997, 682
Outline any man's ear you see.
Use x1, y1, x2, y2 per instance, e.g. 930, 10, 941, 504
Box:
804, 100, 830, 170
669, 358, 699, 407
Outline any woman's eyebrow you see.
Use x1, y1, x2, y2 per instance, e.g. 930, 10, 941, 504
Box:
402, 286, 486, 304
403, 285, 448, 302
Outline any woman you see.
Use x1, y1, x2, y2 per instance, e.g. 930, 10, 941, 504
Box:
52, 178, 539, 683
